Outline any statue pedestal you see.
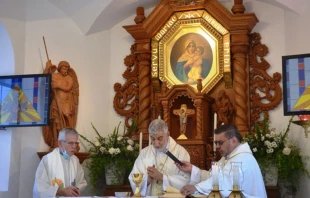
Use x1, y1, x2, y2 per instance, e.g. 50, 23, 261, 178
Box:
177, 134, 188, 139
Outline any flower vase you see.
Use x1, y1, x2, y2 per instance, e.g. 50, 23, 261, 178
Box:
105, 163, 125, 185
261, 164, 278, 186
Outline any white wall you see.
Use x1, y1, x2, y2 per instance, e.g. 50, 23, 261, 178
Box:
0, 21, 14, 193
1, 0, 310, 197
0, 16, 25, 198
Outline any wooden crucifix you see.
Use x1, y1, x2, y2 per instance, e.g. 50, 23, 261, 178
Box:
173, 104, 195, 139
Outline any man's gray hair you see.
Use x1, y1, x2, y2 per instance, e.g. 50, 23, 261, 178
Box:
58, 128, 79, 141
148, 119, 168, 135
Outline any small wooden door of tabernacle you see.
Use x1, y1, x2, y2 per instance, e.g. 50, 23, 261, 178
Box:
157, 84, 214, 170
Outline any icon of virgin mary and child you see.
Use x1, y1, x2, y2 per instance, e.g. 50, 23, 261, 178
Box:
174, 39, 212, 84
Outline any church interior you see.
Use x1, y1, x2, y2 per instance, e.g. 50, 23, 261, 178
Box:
1, 0, 310, 197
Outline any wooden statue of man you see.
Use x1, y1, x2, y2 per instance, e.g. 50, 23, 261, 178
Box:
173, 104, 195, 139
43, 60, 79, 149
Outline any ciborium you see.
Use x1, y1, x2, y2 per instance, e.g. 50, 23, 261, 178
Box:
132, 173, 144, 197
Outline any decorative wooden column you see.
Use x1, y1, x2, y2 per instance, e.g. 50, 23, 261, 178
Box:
194, 99, 203, 139
137, 52, 151, 134
162, 100, 170, 128
231, 36, 250, 133
118, 7, 153, 134
229, 0, 258, 134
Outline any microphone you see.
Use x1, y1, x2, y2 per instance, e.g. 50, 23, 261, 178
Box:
163, 148, 183, 166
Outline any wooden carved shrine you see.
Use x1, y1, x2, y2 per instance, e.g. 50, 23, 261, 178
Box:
113, 0, 282, 170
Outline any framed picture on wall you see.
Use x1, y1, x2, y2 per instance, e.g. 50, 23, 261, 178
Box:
282, 53, 310, 115
151, 10, 231, 93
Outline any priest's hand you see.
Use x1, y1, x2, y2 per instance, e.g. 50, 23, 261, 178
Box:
147, 165, 155, 185
56, 186, 81, 197
176, 160, 192, 173
147, 165, 163, 182
180, 184, 196, 195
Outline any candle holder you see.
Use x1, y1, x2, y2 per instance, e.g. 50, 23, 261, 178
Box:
208, 162, 223, 198
298, 115, 310, 121
207, 185, 223, 198
228, 162, 245, 198
227, 186, 245, 198
292, 120, 310, 138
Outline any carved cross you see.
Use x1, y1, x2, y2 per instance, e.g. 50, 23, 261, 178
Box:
173, 104, 195, 139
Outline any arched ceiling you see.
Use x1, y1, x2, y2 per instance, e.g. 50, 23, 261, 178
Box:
48, 0, 161, 35
47, 0, 308, 35
0, 0, 306, 35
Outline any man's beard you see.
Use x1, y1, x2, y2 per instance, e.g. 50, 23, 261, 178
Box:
154, 147, 165, 152
154, 142, 168, 152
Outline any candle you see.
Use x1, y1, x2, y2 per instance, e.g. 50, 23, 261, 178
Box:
214, 113, 217, 130
230, 162, 243, 189
149, 134, 151, 146
213, 133, 216, 152
213, 113, 217, 152
212, 162, 219, 186
232, 165, 239, 186
139, 132, 142, 152
158, 115, 161, 120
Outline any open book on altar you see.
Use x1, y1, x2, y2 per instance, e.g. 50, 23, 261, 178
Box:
160, 186, 207, 198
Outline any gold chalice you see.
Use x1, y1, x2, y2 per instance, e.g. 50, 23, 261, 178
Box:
132, 173, 144, 197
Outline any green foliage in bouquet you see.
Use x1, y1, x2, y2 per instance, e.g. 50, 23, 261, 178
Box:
79, 118, 139, 194
243, 116, 310, 196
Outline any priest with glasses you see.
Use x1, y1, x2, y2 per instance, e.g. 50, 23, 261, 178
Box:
176, 124, 267, 198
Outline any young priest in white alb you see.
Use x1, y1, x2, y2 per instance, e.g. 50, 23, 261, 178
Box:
176, 124, 267, 198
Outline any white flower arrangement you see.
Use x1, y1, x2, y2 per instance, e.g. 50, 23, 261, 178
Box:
243, 116, 309, 196
79, 120, 139, 193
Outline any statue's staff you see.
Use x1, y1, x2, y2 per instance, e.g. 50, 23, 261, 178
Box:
42, 37, 56, 73
43, 36, 50, 61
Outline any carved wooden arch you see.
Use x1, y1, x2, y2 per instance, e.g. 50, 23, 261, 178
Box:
170, 94, 196, 108
113, 0, 282, 140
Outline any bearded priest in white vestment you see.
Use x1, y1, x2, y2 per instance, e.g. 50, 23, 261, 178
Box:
129, 118, 190, 196
33, 128, 87, 197
177, 124, 267, 198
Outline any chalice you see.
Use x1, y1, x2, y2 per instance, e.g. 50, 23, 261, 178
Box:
132, 173, 144, 197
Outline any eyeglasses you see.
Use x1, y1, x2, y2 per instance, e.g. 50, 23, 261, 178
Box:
214, 137, 232, 146
62, 140, 79, 146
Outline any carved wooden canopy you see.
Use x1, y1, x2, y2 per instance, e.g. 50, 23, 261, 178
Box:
114, 0, 282, 132
113, 0, 282, 168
